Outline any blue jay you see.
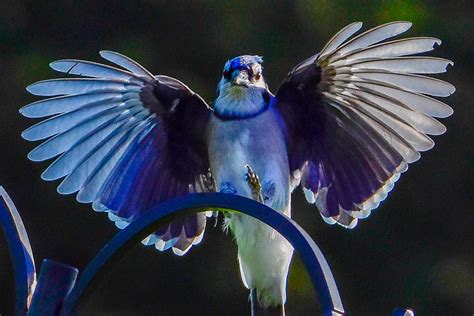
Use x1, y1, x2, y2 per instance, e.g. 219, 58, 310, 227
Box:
20, 21, 454, 315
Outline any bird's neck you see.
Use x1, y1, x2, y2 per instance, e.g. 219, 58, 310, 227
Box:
214, 85, 270, 120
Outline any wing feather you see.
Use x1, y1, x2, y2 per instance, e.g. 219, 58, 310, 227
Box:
336, 92, 435, 151
276, 21, 453, 227
42, 115, 133, 181
319, 22, 363, 57
329, 37, 442, 64
27, 105, 142, 161
26, 78, 141, 96
20, 92, 123, 118
347, 57, 454, 74
331, 21, 412, 57
99, 50, 154, 79
50, 59, 145, 81
22, 100, 123, 141
57, 118, 149, 194
335, 71, 455, 97
21, 51, 212, 255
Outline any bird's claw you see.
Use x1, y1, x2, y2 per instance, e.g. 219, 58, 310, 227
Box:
245, 164, 264, 203
200, 168, 216, 192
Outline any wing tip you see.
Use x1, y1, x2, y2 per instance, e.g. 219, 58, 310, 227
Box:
99, 50, 123, 61
321, 212, 359, 229
343, 21, 363, 30
104, 209, 202, 256
303, 188, 316, 204
25, 82, 39, 95
155, 238, 176, 252
437, 104, 454, 118
172, 246, 192, 256
25, 79, 61, 97
419, 138, 435, 152
445, 82, 456, 96
316, 166, 405, 228
40, 170, 57, 181
385, 20, 412, 31
26, 151, 38, 161
99, 50, 114, 57
437, 124, 447, 135
141, 235, 159, 246
18, 105, 43, 119
49, 60, 75, 73
56, 183, 77, 195
21, 129, 32, 141
19, 106, 30, 117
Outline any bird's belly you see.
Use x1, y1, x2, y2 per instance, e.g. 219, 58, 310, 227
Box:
207, 110, 294, 306
207, 109, 290, 210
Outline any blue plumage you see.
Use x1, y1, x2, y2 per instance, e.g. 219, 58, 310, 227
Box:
20, 21, 454, 314
224, 55, 263, 73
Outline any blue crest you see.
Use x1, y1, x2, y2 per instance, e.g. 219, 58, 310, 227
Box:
223, 55, 264, 73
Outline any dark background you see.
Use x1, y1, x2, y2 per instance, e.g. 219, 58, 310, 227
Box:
0, 1, 472, 315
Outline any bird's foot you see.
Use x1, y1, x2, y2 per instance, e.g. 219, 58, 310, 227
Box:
245, 164, 264, 203
199, 168, 216, 192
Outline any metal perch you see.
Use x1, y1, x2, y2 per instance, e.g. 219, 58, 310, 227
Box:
1, 186, 414, 315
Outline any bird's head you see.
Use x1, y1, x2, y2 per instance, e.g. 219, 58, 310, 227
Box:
214, 55, 270, 119
218, 55, 266, 92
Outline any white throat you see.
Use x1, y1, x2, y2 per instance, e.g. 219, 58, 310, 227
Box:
214, 82, 269, 119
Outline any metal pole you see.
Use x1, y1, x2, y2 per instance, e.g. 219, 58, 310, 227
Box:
60, 193, 345, 315
27, 259, 78, 316
0, 187, 36, 316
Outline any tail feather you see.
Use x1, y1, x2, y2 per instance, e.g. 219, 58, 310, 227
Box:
250, 289, 285, 316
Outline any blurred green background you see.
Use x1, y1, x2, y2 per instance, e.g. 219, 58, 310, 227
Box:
0, 1, 472, 315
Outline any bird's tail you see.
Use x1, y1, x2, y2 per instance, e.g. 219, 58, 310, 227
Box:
250, 289, 285, 316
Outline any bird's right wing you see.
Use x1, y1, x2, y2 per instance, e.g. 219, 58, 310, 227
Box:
21, 51, 213, 255
275, 22, 454, 228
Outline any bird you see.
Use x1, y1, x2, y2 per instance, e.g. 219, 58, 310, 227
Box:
20, 21, 454, 315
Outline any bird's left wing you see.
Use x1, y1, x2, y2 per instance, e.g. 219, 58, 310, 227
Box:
275, 22, 454, 228
21, 51, 212, 255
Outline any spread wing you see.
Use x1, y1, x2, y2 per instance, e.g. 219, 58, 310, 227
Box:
21, 51, 212, 255
275, 21, 454, 228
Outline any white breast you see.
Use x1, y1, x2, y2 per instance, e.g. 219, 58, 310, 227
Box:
207, 108, 294, 307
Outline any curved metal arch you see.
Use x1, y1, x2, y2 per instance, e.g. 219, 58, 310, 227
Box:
60, 192, 345, 316
0, 187, 36, 316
